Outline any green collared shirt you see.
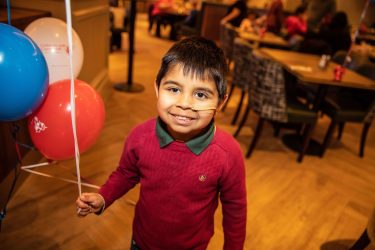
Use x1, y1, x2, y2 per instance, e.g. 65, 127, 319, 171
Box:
155, 118, 215, 155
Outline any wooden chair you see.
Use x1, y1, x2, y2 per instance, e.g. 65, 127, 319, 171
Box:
219, 24, 238, 112
350, 206, 375, 250
224, 37, 254, 125
219, 23, 238, 66
320, 64, 375, 158
234, 51, 317, 162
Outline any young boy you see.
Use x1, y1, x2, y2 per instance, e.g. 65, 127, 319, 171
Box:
76, 37, 247, 250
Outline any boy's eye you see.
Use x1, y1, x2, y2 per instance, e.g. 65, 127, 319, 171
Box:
195, 91, 208, 99
168, 87, 180, 93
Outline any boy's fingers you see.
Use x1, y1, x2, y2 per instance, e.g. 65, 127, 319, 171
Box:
76, 198, 90, 209
76, 193, 104, 216
79, 193, 94, 202
80, 193, 101, 205
77, 208, 90, 217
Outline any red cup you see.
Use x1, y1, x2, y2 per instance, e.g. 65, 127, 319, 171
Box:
333, 65, 345, 81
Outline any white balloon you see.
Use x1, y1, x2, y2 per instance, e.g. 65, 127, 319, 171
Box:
24, 17, 84, 84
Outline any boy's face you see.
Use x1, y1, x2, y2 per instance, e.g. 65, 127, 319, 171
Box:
155, 64, 225, 142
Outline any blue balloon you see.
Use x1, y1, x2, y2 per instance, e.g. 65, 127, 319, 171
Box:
0, 23, 49, 121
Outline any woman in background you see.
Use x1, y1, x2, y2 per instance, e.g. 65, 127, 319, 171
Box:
265, 0, 284, 34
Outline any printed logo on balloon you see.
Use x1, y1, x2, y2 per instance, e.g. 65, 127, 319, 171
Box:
24, 17, 84, 84
28, 79, 105, 160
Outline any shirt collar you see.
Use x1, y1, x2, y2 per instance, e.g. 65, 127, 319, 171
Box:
155, 117, 215, 155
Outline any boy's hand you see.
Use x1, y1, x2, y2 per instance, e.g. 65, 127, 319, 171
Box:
76, 192, 105, 217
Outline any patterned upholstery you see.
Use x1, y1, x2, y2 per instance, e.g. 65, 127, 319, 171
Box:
219, 24, 238, 63
232, 37, 254, 90
249, 52, 288, 123
234, 50, 317, 162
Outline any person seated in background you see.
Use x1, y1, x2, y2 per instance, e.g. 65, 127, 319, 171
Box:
284, 5, 307, 39
306, 0, 337, 33
299, 11, 351, 56
265, 0, 284, 34
147, 0, 157, 32
172, 0, 200, 40
182, 0, 199, 28
220, 0, 248, 27
239, 10, 259, 33
152, 0, 175, 37
319, 11, 352, 55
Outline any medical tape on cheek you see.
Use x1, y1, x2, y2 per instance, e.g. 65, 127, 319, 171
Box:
191, 106, 218, 111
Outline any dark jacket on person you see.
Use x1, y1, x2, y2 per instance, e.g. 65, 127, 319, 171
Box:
227, 0, 248, 27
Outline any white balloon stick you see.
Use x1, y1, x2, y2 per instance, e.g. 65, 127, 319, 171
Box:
65, 0, 82, 196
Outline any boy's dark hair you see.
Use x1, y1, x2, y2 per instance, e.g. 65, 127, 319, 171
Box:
155, 36, 228, 100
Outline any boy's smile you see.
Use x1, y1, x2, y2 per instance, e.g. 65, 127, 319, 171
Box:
155, 64, 225, 142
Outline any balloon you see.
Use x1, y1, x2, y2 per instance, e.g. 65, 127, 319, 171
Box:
24, 17, 84, 84
28, 79, 105, 160
0, 23, 49, 121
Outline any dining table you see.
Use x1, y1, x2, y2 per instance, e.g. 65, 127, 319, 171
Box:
239, 30, 291, 49
259, 48, 375, 156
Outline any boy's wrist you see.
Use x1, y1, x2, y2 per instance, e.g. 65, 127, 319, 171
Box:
95, 193, 106, 215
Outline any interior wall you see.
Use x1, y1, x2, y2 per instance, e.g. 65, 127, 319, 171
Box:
337, 0, 375, 27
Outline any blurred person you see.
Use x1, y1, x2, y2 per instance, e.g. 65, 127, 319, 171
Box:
265, 0, 284, 34
220, 0, 248, 27
306, 0, 337, 32
172, 0, 200, 40
239, 10, 259, 33
284, 5, 308, 38
152, 0, 174, 37
319, 11, 352, 55
256, 0, 284, 34
299, 11, 351, 55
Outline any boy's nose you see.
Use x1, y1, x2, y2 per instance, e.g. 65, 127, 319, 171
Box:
175, 94, 194, 110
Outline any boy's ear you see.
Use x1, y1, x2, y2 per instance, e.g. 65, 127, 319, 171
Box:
154, 81, 159, 98
216, 94, 228, 112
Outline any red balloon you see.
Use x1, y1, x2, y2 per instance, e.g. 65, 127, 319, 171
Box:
28, 79, 105, 160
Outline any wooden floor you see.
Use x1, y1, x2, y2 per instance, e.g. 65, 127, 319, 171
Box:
1, 14, 375, 250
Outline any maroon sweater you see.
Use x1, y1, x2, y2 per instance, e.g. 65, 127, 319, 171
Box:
99, 118, 247, 249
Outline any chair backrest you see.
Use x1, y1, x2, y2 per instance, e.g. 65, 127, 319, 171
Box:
219, 24, 238, 62
368, 206, 375, 244
249, 51, 288, 122
232, 37, 254, 90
